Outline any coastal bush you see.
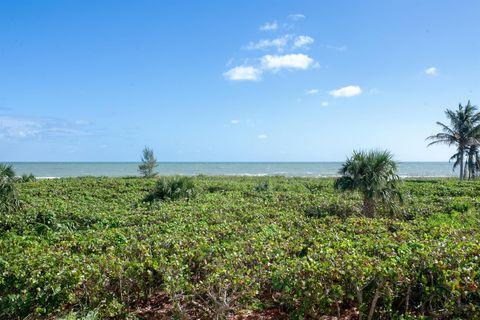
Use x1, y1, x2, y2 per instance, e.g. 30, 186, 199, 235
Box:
305, 198, 361, 218
253, 179, 270, 192
447, 198, 472, 213
16, 173, 36, 183
1, 176, 480, 319
144, 176, 197, 202
0, 163, 21, 215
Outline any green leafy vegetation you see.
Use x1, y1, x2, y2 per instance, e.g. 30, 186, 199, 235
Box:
1, 176, 480, 319
138, 147, 158, 178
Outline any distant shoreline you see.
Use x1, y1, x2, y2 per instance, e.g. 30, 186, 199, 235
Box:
10, 162, 457, 179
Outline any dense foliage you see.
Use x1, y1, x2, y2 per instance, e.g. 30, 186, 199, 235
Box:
1, 176, 480, 319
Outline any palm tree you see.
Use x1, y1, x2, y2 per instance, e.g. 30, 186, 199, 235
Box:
334, 150, 403, 217
0, 163, 21, 214
466, 144, 480, 179
427, 101, 480, 180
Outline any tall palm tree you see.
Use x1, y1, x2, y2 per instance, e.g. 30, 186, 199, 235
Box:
334, 150, 403, 217
0, 163, 21, 214
427, 101, 480, 180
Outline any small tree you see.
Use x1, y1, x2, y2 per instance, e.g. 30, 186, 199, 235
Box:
0, 163, 21, 214
334, 150, 403, 217
138, 147, 158, 178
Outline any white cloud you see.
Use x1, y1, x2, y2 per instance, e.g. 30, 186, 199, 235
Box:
231, 119, 240, 124
329, 85, 362, 97
425, 67, 438, 76
261, 53, 315, 70
306, 89, 319, 95
246, 35, 290, 51
259, 21, 278, 31
224, 66, 262, 81
288, 14, 305, 21
321, 101, 329, 106
258, 134, 268, 139
293, 35, 314, 49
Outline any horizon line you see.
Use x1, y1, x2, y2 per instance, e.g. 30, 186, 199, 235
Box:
4, 160, 452, 163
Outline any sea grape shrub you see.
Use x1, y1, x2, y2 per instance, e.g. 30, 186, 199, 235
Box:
144, 176, 197, 202
2, 177, 480, 319
271, 216, 480, 319
253, 180, 270, 192
305, 198, 361, 219
447, 198, 472, 214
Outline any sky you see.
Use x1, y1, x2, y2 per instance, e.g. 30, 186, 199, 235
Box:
1, 0, 479, 162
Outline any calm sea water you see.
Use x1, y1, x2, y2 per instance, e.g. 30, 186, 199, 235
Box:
9, 162, 457, 178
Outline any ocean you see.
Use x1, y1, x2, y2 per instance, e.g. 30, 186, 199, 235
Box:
9, 162, 457, 178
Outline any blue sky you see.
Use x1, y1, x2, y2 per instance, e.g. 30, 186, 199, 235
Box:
1, 0, 479, 162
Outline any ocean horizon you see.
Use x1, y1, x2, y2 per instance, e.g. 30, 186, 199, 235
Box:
8, 161, 457, 178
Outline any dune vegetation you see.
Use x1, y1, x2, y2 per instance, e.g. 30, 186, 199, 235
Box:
1, 175, 480, 319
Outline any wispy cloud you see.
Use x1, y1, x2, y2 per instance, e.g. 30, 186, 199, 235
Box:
246, 35, 290, 51
247, 35, 315, 51
293, 35, 314, 49
288, 14, 305, 21
224, 66, 262, 81
259, 21, 278, 31
325, 44, 347, 52
261, 53, 315, 70
329, 85, 362, 97
425, 67, 438, 76
0, 115, 91, 140
258, 134, 268, 139
306, 89, 319, 95
321, 101, 329, 106
231, 119, 240, 124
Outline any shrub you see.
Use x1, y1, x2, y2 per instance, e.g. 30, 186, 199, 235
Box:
144, 176, 197, 202
17, 173, 36, 183
306, 199, 361, 219
0, 163, 22, 214
447, 198, 472, 213
253, 180, 270, 192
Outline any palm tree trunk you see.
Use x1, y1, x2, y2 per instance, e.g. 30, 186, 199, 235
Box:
362, 196, 375, 217
460, 151, 465, 180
